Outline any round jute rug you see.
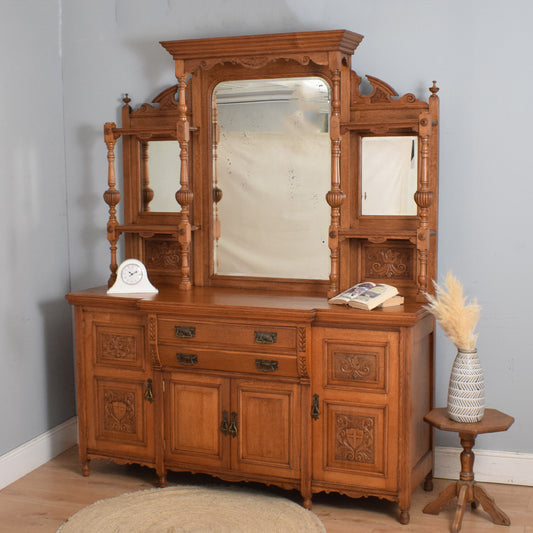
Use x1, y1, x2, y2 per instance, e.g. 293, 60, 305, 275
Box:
57, 485, 325, 533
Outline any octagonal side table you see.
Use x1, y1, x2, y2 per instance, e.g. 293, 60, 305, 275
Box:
423, 408, 514, 533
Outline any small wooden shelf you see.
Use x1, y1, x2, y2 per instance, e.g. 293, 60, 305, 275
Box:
117, 224, 180, 239
338, 228, 418, 242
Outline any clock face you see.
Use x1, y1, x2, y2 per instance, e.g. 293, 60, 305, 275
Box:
120, 263, 143, 285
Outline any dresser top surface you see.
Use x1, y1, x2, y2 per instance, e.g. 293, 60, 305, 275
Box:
66, 285, 429, 327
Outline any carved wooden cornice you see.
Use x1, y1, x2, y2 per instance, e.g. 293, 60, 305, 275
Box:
161, 30, 363, 73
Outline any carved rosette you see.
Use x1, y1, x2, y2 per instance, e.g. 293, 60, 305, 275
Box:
103, 389, 136, 434
335, 414, 375, 464
99, 333, 136, 361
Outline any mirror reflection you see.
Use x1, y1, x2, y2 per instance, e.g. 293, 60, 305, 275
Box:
213, 77, 331, 280
361, 136, 418, 216
140, 140, 181, 212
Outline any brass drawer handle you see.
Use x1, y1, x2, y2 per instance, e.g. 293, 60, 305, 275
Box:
228, 412, 238, 438
144, 378, 154, 403
220, 410, 229, 435
254, 331, 277, 344
311, 393, 320, 420
176, 353, 198, 366
255, 359, 279, 372
175, 326, 196, 338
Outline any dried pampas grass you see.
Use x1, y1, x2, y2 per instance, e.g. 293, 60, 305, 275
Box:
425, 272, 480, 351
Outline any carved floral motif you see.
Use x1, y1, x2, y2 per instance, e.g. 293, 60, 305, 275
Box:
335, 414, 375, 464
103, 389, 136, 434
365, 245, 413, 280
145, 240, 181, 269
334, 352, 377, 382
99, 333, 136, 361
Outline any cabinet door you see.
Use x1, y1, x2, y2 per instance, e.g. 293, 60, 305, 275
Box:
83, 311, 155, 461
164, 373, 230, 470
87, 376, 155, 458
231, 379, 300, 479
312, 327, 399, 491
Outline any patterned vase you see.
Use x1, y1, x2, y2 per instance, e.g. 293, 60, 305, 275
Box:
447, 348, 485, 423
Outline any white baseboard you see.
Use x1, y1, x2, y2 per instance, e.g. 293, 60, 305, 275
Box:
0, 417, 78, 491
435, 446, 533, 486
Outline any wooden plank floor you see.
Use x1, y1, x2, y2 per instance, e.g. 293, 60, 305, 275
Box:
0, 446, 531, 532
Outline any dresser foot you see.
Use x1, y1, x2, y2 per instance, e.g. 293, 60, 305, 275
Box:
302, 497, 312, 510
424, 470, 434, 491
81, 460, 91, 477
157, 474, 167, 488
399, 509, 410, 524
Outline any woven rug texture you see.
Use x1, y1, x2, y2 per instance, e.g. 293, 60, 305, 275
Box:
57, 484, 326, 533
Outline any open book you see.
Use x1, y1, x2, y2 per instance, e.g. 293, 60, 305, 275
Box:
328, 282, 400, 310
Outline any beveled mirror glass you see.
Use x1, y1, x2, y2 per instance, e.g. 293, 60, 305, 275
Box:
361, 136, 418, 216
140, 140, 181, 212
212, 77, 331, 279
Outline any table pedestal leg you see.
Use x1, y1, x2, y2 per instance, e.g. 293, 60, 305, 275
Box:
473, 485, 511, 526
423, 432, 511, 532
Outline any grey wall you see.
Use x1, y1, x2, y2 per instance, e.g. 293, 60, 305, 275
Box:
0, 1, 74, 455
2, 0, 532, 457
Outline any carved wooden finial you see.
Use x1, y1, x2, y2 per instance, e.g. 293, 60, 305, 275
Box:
429, 81, 439, 96
123, 93, 131, 105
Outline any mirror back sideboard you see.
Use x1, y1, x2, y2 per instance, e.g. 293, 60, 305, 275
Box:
68, 30, 438, 525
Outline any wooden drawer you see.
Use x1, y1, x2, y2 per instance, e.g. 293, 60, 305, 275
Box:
90, 314, 147, 373
314, 328, 399, 395
158, 318, 297, 354
158, 344, 299, 377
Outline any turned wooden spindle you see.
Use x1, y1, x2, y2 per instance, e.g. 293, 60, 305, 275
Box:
212, 93, 222, 243
326, 69, 345, 298
103, 122, 121, 287
414, 111, 434, 300
174, 66, 193, 290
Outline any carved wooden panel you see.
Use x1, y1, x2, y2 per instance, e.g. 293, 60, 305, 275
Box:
95, 325, 144, 371
94, 378, 147, 445
103, 389, 136, 434
325, 341, 387, 392
363, 242, 415, 282
335, 413, 375, 464
324, 402, 389, 479
144, 239, 181, 270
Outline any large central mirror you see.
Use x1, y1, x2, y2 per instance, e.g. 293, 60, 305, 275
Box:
212, 77, 331, 280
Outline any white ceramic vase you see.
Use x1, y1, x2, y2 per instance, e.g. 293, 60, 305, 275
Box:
447, 348, 485, 423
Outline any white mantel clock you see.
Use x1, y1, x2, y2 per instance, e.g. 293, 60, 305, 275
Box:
107, 259, 158, 294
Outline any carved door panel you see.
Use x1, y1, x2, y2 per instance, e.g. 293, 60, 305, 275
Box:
83, 311, 155, 461
164, 373, 230, 470
231, 379, 300, 479
312, 327, 399, 491
87, 376, 155, 458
